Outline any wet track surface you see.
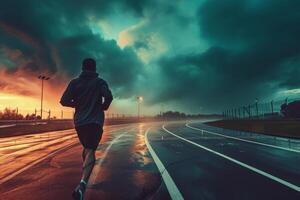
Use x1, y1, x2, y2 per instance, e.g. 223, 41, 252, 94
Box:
0, 121, 299, 200
156, 122, 300, 199
0, 129, 78, 184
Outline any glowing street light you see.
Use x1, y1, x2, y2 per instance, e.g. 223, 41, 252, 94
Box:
38, 75, 50, 119
137, 96, 143, 101
137, 96, 143, 119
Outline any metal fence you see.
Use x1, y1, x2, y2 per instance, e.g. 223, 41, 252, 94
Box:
222, 98, 300, 119
0, 107, 137, 120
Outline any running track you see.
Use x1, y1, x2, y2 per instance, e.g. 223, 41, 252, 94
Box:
0, 121, 300, 200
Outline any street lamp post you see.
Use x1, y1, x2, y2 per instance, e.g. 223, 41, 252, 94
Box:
271, 100, 274, 115
255, 98, 259, 118
38, 75, 50, 119
136, 96, 143, 119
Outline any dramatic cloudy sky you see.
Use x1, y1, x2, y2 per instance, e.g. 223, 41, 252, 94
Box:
0, 0, 300, 116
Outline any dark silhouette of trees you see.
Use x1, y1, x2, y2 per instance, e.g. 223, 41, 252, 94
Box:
158, 111, 217, 119
0, 108, 37, 120
161, 111, 187, 118
24, 113, 38, 120
281, 100, 300, 118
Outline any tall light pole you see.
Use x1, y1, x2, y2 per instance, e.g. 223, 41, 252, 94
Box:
137, 96, 143, 119
38, 75, 50, 119
255, 98, 259, 117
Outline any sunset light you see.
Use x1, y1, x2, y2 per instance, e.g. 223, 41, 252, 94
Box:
1, 1, 300, 199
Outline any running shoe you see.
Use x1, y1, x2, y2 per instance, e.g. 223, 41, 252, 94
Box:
72, 182, 86, 200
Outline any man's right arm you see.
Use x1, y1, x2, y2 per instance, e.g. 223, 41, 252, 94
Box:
60, 80, 77, 108
101, 81, 113, 110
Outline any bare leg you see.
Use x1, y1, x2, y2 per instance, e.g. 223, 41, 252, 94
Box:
81, 148, 96, 183
82, 148, 87, 162
72, 148, 94, 199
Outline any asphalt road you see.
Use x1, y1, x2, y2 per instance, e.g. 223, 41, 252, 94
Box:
0, 121, 299, 200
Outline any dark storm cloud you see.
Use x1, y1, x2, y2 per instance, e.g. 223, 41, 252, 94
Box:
154, 0, 300, 112
0, 0, 148, 98
56, 34, 143, 97
2, 0, 300, 113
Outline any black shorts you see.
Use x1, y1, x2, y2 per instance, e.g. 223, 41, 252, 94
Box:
75, 123, 103, 150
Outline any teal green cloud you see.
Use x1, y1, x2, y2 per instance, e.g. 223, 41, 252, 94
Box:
1, 0, 300, 113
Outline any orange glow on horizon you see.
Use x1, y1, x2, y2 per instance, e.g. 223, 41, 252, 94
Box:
0, 68, 118, 119
0, 92, 75, 119
0, 68, 74, 118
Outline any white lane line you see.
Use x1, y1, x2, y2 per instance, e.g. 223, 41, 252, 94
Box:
0, 125, 133, 185
96, 131, 128, 166
0, 134, 77, 162
88, 129, 130, 185
186, 123, 300, 154
163, 125, 300, 193
0, 124, 16, 128
0, 126, 132, 159
0, 141, 77, 185
145, 128, 184, 200
94, 125, 136, 164
0, 129, 76, 143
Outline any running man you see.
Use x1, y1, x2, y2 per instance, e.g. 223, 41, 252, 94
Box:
60, 58, 113, 200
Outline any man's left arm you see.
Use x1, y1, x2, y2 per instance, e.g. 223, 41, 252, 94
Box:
60, 80, 76, 108
101, 81, 113, 111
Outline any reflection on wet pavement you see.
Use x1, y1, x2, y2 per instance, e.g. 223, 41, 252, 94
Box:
86, 123, 162, 200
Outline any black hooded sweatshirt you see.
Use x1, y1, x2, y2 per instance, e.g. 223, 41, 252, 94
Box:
60, 70, 113, 127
